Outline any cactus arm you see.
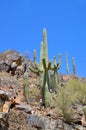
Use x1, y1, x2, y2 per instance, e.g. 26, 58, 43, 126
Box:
42, 58, 47, 70
57, 62, 61, 69
51, 62, 61, 71
35, 62, 42, 72
48, 61, 51, 70
29, 67, 39, 75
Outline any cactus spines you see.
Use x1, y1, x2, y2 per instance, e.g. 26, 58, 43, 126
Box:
23, 71, 29, 101
72, 57, 76, 76
66, 51, 70, 75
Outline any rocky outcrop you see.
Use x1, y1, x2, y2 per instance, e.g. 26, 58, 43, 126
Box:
0, 50, 27, 76
0, 72, 23, 101
8, 109, 86, 130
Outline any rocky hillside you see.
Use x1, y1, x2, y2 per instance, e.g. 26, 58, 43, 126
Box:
0, 50, 86, 130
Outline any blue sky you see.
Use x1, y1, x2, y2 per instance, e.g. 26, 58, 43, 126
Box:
0, 0, 86, 77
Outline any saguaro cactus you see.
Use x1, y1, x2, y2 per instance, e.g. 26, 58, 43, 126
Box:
33, 50, 37, 63
30, 28, 61, 107
72, 57, 76, 76
30, 28, 51, 107
66, 51, 70, 75
53, 54, 61, 86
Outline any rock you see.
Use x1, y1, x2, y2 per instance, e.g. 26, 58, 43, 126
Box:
0, 60, 11, 72
5, 50, 23, 66
2, 101, 11, 113
8, 109, 29, 130
15, 65, 24, 78
10, 62, 17, 75
0, 112, 8, 119
0, 50, 24, 75
0, 72, 24, 103
54, 119, 64, 129
27, 114, 50, 130
15, 103, 32, 113
0, 112, 9, 129
0, 90, 9, 100
0, 98, 5, 112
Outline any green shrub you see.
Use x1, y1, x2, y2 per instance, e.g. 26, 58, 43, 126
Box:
56, 86, 75, 122
56, 79, 86, 122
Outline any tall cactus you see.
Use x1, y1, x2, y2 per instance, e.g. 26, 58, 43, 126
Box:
72, 57, 76, 76
30, 28, 61, 107
29, 28, 51, 107
66, 51, 70, 75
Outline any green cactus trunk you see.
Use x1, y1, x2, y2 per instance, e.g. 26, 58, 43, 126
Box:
53, 56, 58, 85
72, 57, 76, 76
44, 82, 51, 108
41, 59, 51, 107
33, 50, 36, 63
23, 71, 29, 101
66, 51, 70, 75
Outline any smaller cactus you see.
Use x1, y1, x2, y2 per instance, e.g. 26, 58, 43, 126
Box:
33, 50, 37, 63
72, 57, 76, 76
23, 71, 29, 101
58, 53, 62, 63
66, 51, 70, 75
52, 54, 61, 86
